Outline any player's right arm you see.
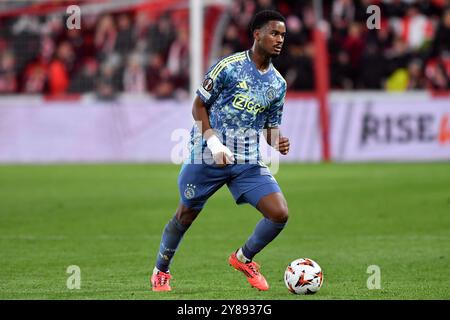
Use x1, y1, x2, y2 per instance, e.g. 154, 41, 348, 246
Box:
193, 55, 242, 165
192, 79, 234, 165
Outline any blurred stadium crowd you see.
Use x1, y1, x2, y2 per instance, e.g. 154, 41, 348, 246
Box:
0, 0, 449, 98
0, 5, 190, 99
225, 0, 450, 92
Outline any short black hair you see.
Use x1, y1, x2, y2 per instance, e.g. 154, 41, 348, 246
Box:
249, 10, 286, 34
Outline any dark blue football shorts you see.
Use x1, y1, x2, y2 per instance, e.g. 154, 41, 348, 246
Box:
177, 162, 282, 210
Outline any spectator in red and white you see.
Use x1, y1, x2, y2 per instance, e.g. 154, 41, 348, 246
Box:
391, 3, 434, 50
123, 54, 146, 93
0, 50, 17, 93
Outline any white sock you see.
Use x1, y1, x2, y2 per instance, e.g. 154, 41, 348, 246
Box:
236, 248, 251, 263
153, 267, 169, 274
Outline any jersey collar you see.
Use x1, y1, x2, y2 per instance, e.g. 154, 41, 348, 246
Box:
246, 50, 273, 76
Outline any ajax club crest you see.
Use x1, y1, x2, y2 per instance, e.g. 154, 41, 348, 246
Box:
266, 87, 276, 101
184, 184, 196, 199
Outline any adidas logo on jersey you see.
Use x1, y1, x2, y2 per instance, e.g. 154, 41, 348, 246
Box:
237, 81, 248, 90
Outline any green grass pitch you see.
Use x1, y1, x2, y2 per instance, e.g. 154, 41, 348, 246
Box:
0, 163, 449, 300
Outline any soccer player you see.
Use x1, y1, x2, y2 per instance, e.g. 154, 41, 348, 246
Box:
151, 10, 289, 292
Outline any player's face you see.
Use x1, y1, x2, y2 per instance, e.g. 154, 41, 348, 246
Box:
257, 21, 286, 57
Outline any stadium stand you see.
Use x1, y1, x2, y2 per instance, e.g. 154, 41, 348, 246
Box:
0, 0, 449, 97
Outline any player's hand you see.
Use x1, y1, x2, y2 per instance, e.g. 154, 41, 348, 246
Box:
213, 149, 234, 167
275, 136, 290, 155
207, 135, 235, 167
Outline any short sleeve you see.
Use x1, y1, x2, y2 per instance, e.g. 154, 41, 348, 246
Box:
265, 84, 286, 128
196, 59, 230, 106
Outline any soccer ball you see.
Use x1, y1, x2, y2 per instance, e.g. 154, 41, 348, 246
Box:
284, 258, 323, 295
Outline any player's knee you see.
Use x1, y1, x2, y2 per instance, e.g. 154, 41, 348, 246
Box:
269, 205, 289, 224
175, 206, 201, 226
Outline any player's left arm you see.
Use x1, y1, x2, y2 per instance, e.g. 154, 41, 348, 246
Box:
264, 82, 289, 155
264, 127, 290, 155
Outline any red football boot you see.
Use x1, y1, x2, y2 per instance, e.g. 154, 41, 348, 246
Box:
151, 270, 172, 292
228, 252, 269, 291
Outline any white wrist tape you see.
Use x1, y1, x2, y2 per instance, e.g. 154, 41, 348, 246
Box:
206, 135, 224, 154
206, 135, 235, 162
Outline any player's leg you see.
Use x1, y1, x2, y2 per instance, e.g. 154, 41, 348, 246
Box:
227, 164, 288, 290
239, 191, 288, 261
151, 203, 201, 292
151, 162, 228, 291
228, 191, 288, 291
155, 203, 201, 272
